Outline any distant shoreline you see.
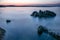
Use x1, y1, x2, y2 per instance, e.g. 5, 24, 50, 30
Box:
0, 6, 60, 7
0, 3, 60, 7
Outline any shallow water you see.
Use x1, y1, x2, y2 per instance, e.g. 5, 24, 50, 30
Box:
0, 7, 60, 40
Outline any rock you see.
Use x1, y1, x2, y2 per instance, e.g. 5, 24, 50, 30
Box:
44, 10, 56, 17
49, 32, 60, 40
0, 27, 6, 40
37, 25, 60, 40
38, 25, 48, 35
39, 10, 44, 17
38, 25, 44, 35
31, 11, 38, 17
6, 20, 11, 23
31, 10, 56, 18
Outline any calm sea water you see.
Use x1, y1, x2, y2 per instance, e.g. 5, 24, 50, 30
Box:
0, 7, 60, 40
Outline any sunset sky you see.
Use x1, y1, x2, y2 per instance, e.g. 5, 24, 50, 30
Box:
0, 0, 60, 5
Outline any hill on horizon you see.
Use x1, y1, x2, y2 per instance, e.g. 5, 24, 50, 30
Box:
0, 3, 60, 7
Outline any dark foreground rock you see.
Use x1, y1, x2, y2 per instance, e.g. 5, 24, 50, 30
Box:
0, 27, 6, 40
31, 10, 56, 18
38, 25, 48, 35
38, 25, 60, 40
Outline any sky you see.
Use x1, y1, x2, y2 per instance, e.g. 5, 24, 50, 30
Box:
0, 0, 60, 5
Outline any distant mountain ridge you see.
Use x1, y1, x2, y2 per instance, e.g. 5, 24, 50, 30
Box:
0, 3, 60, 7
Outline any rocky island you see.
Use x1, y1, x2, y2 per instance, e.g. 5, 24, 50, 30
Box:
31, 10, 56, 18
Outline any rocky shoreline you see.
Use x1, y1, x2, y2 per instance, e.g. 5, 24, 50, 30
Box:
37, 25, 60, 40
0, 27, 6, 40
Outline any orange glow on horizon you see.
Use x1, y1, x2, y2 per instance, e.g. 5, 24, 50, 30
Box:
0, 2, 59, 5
0, 0, 59, 5
0, 2, 39, 5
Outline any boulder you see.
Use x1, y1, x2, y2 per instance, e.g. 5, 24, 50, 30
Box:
38, 25, 48, 35
0, 27, 6, 40
38, 25, 44, 35
6, 20, 11, 23
31, 11, 38, 17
